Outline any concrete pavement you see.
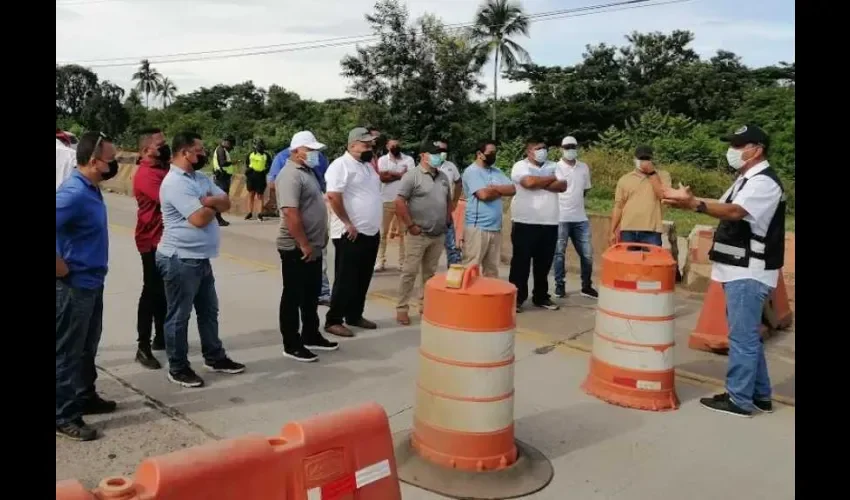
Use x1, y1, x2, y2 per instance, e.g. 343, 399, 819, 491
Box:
56, 193, 795, 499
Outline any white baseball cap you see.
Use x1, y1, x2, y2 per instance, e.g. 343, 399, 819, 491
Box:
561, 136, 578, 146
290, 131, 326, 151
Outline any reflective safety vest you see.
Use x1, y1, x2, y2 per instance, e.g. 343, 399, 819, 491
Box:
248, 152, 269, 173
212, 146, 234, 175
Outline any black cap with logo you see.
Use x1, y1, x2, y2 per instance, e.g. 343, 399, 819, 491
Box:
722, 124, 770, 149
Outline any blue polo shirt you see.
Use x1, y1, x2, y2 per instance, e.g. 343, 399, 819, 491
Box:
56, 170, 109, 289
462, 163, 512, 232
269, 148, 328, 192
157, 165, 225, 260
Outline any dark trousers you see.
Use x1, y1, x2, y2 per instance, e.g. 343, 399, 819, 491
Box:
326, 233, 380, 326
213, 173, 232, 221
509, 222, 558, 305
279, 249, 322, 350
56, 281, 104, 426
137, 250, 166, 347
619, 230, 662, 247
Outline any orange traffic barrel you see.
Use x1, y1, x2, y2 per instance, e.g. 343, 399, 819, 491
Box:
393, 264, 553, 500
582, 243, 680, 411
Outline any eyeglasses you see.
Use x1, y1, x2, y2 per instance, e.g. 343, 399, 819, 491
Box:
90, 131, 111, 163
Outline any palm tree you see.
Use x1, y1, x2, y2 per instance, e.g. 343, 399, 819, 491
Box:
158, 77, 178, 107
470, 0, 530, 140
132, 59, 162, 108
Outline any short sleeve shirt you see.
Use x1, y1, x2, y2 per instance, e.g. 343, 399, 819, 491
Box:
276, 160, 328, 252
555, 159, 592, 222
438, 161, 461, 198
377, 153, 415, 203
397, 166, 452, 236
157, 166, 224, 260
614, 169, 672, 233
510, 159, 560, 226
462, 163, 512, 232
325, 152, 383, 239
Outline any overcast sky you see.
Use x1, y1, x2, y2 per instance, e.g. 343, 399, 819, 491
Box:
56, 0, 795, 102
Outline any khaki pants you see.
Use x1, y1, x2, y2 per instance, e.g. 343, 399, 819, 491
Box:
378, 202, 405, 268
396, 233, 445, 312
462, 226, 501, 278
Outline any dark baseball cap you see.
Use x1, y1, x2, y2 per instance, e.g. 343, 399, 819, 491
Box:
634, 145, 653, 160
722, 124, 770, 149
420, 141, 441, 155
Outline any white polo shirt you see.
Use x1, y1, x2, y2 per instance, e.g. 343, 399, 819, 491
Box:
56, 139, 77, 191
710, 161, 783, 288
377, 153, 415, 203
439, 160, 461, 198
325, 152, 383, 239
510, 159, 560, 226
554, 159, 591, 222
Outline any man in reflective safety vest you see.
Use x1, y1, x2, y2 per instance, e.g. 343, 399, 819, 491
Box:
244, 138, 272, 222
211, 135, 236, 226
662, 124, 784, 418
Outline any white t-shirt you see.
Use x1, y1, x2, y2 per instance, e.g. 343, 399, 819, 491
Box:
554, 159, 591, 222
438, 161, 461, 199
510, 159, 560, 226
56, 139, 77, 191
711, 161, 783, 288
325, 151, 383, 239
377, 153, 415, 203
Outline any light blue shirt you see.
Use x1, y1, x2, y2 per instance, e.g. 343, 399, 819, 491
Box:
157, 165, 225, 260
462, 163, 512, 232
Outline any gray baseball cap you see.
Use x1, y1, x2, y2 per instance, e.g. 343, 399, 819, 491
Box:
348, 127, 375, 145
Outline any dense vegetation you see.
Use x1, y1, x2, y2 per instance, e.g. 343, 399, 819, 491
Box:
55, 0, 795, 232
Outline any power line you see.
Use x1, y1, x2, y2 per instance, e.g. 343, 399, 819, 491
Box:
59, 0, 693, 68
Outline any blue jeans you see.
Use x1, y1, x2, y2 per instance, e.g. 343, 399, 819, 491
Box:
619, 230, 662, 246
320, 246, 331, 300
724, 279, 773, 411
156, 254, 227, 374
553, 220, 593, 290
56, 280, 104, 426
444, 220, 462, 265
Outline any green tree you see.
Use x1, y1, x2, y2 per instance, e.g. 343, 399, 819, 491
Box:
132, 59, 163, 108
56, 64, 100, 119
470, 0, 530, 140
79, 81, 129, 137
158, 77, 178, 107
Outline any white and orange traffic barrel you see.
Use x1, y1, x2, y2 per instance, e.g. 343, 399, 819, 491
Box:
582, 243, 680, 411
394, 264, 553, 499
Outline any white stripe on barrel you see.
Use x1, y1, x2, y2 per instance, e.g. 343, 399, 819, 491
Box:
598, 286, 675, 319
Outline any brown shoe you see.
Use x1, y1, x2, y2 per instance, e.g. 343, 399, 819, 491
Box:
324, 324, 354, 338
348, 318, 378, 330
396, 311, 411, 326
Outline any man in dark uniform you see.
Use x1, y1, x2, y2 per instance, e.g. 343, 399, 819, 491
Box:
211, 134, 236, 227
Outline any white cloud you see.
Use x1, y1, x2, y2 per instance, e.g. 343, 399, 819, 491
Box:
55, 0, 794, 102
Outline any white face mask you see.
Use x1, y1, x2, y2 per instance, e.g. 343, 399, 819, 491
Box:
563, 149, 578, 161
726, 148, 745, 170
533, 148, 548, 164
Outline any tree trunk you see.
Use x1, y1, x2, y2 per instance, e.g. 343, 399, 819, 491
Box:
491, 47, 500, 141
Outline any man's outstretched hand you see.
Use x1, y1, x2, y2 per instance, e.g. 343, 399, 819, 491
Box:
662, 183, 697, 209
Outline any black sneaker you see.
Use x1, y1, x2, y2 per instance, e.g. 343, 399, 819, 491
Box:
283, 346, 318, 363
204, 358, 246, 374
135, 346, 162, 370
57, 419, 98, 441
754, 399, 774, 413
244, 213, 254, 220
554, 286, 566, 299
258, 214, 265, 222
168, 368, 205, 388
151, 336, 165, 351
533, 298, 560, 311
516, 304, 524, 313
304, 335, 339, 352
219, 219, 230, 227
699, 393, 752, 418
82, 394, 118, 415
580, 287, 599, 299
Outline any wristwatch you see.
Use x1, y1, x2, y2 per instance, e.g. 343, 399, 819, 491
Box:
695, 201, 707, 213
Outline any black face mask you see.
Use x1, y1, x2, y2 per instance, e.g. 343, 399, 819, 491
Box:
102, 160, 120, 180
192, 155, 208, 171
359, 150, 374, 164
389, 146, 401, 157
483, 152, 497, 166
157, 145, 172, 166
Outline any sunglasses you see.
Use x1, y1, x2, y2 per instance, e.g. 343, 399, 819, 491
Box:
90, 131, 112, 164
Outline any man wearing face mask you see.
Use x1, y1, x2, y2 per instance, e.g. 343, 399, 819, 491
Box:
132, 128, 170, 369
157, 132, 245, 389
553, 136, 597, 299
276, 131, 338, 362
56, 131, 120, 441
323, 127, 383, 338
461, 141, 515, 278
244, 138, 272, 222
393, 142, 454, 325
610, 145, 672, 247
434, 140, 463, 265
375, 138, 414, 272
509, 138, 566, 312
211, 135, 236, 227
662, 124, 784, 418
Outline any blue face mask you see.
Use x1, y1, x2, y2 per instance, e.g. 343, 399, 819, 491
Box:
429, 153, 444, 167
306, 150, 320, 168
